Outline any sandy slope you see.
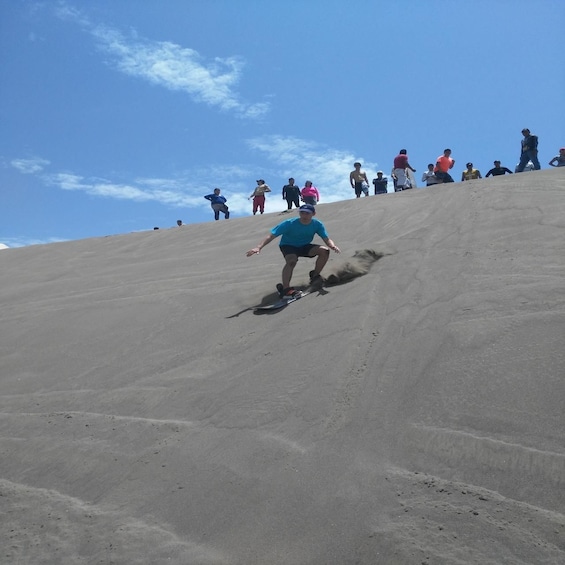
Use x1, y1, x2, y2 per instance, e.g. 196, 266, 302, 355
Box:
1, 169, 564, 564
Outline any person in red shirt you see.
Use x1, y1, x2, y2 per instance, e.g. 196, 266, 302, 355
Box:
434, 149, 455, 183
392, 149, 416, 191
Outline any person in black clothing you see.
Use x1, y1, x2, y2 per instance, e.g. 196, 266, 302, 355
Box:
372, 171, 388, 194
282, 178, 301, 210
516, 128, 540, 172
485, 160, 513, 177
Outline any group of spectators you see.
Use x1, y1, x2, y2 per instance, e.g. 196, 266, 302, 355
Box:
353, 128, 563, 193
203, 129, 563, 220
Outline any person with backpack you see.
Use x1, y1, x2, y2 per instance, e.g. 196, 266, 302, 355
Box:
516, 128, 541, 172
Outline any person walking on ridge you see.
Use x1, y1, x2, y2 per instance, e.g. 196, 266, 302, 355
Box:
516, 128, 540, 172
246, 204, 340, 299
392, 149, 416, 191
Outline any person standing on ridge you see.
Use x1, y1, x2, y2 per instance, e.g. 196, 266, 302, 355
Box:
548, 147, 565, 167
301, 180, 320, 206
349, 162, 370, 198
249, 179, 271, 215
485, 160, 513, 176
434, 149, 456, 183
392, 149, 416, 191
246, 204, 340, 299
516, 128, 540, 172
282, 177, 301, 210
372, 171, 388, 194
461, 162, 482, 181
204, 188, 230, 220
422, 163, 441, 186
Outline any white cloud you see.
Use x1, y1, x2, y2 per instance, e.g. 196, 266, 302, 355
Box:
11, 157, 51, 174
247, 136, 379, 202
0, 236, 66, 249
10, 134, 382, 218
56, 5, 268, 118
46, 172, 197, 206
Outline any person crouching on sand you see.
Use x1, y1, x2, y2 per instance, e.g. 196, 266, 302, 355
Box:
246, 204, 340, 299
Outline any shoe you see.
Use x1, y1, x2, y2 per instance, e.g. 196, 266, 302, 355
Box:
276, 283, 284, 298
309, 270, 323, 283
282, 287, 299, 299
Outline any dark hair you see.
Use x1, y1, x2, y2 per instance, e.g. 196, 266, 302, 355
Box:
400, 149, 407, 154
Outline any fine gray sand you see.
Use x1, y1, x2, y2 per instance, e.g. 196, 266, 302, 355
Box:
1, 169, 564, 564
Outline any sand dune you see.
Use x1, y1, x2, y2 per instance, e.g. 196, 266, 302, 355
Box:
1, 169, 564, 564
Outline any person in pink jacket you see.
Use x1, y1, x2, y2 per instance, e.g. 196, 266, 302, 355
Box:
301, 180, 320, 206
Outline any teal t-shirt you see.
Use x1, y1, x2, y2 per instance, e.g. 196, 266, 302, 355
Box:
271, 218, 328, 247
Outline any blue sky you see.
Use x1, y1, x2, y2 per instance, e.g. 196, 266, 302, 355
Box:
1, 0, 563, 247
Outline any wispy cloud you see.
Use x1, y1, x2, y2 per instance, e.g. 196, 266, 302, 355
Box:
37, 170, 253, 216
46, 172, 200, 207
10, 157, 51, 174
55, 4, 269, 119
248, 135, 379, 202
0, 236, 67, 249
9, 134, 380, 217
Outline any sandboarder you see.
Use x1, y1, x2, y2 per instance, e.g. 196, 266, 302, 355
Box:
246, 204, 340, 299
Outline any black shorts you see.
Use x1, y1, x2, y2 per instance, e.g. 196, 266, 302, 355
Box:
354, 182, 364, 197
279, 244, 319, 257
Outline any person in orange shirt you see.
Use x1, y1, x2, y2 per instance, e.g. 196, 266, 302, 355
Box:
434, 148, 456, 183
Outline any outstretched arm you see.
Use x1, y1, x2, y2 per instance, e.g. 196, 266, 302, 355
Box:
246, 233, 277, 256
322, 237, 340, 253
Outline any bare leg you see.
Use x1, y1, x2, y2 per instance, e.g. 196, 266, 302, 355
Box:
282, 254, 298, 288
311, 246, 330, 275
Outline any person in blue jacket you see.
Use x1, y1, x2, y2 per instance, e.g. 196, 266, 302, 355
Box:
204, 188, 230, 220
